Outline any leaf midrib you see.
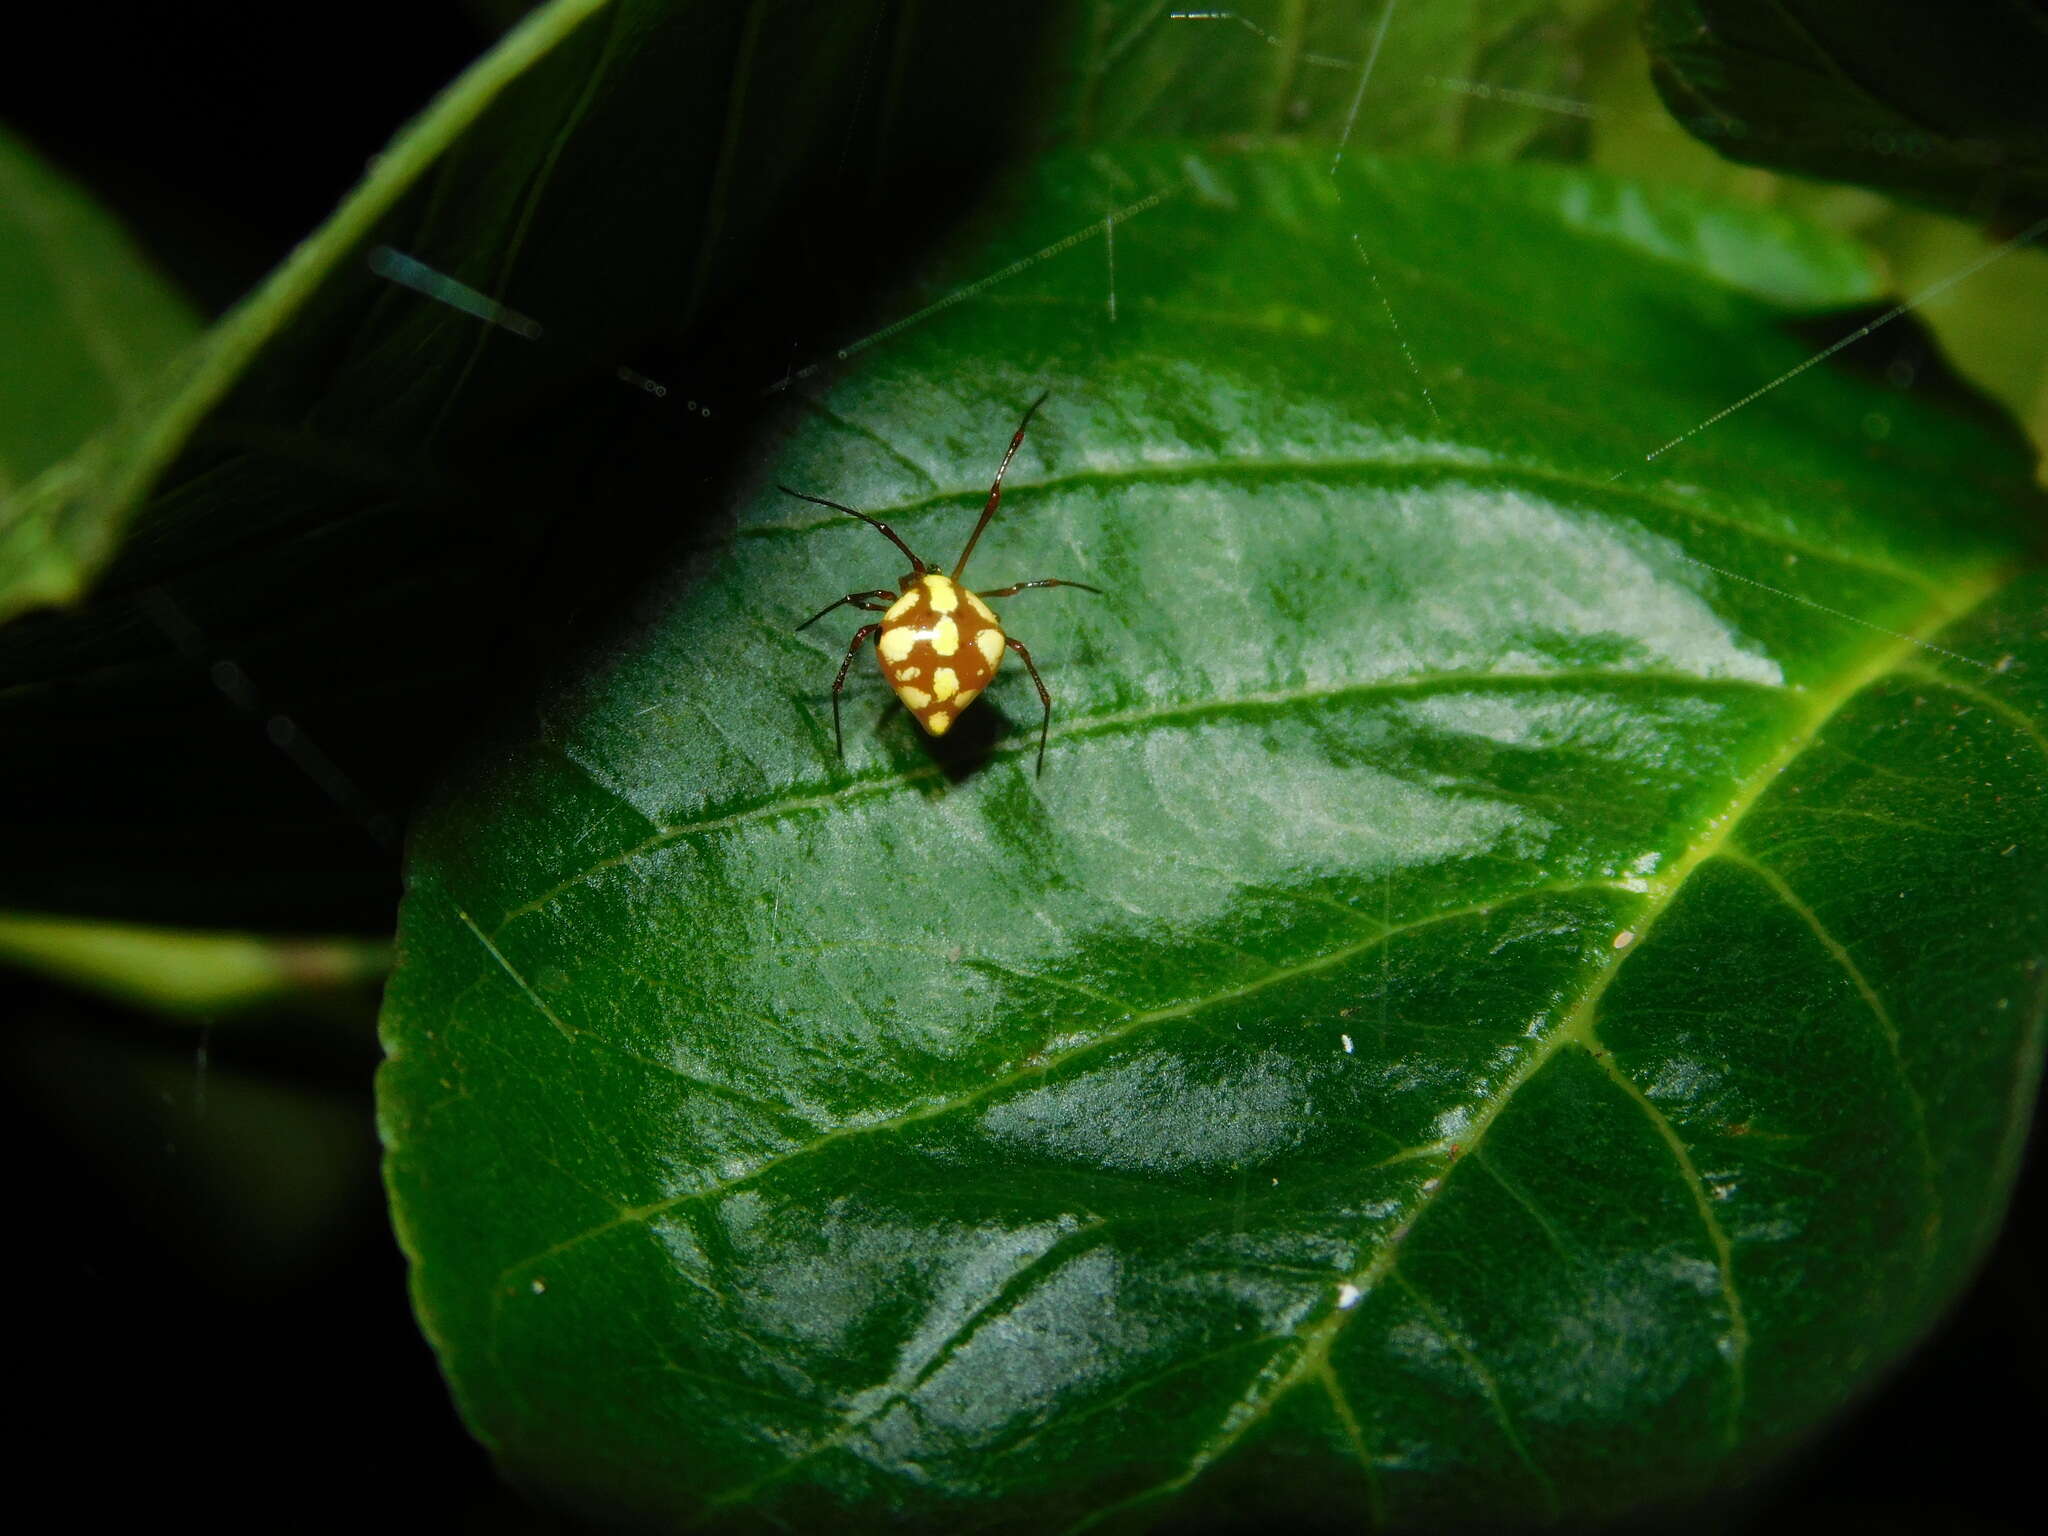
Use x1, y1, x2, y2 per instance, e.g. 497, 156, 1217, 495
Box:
493, 665, 1789, 934
1058, 564, 2014, 1534
484, 876, 1629, 1291
741, 453, 1949, 594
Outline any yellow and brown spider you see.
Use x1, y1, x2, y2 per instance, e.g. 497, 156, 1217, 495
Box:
783, 393, 1100, 774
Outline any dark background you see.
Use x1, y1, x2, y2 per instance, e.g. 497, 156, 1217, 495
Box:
5, 4, 2040, 1529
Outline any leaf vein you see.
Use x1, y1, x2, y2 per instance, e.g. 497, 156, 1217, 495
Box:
488, 883, 1615, 1280
1472, 1147, 1579, 1266
1110, 569, 2007, 1499
680, 0, 768, 327
1981, 961, 2048, 1251
704, 1217, 1112, 1510
1317, 1364, 1385, 1524
1582, 1037, 1751, 1444
1898, 664, 2048, 766
491, 666, 1784, 934
455, 904, 576, 1041
742, 453, 1944, 594
796, 395, 945, 494
1391, 1270, 1560, 1516
1719, 842, 1942, 1259
424, 0, 621, 444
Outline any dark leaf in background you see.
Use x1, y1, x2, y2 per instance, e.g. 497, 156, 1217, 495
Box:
1644, 0, 2048, 228
0, 126, 200, 511
1061, 0, 1602, 157
382, 145, 2046, 1530
0, 0, 1067, 929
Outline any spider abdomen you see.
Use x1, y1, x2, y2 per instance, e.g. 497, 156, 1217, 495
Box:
875, 573, 1005, 736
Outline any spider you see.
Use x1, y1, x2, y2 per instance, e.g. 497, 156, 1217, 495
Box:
783, 392, 1101, 775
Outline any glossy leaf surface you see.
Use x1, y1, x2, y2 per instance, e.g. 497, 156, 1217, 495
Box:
381, 146, 2048, 1529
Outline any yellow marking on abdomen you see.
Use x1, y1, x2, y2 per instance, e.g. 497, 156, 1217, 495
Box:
931, 615, 959, 656
878, 627, 916, 663
884, 590, 919, 621
932, 667, 959, 701
975, 628, 1004, 666
925, 708, 953, 734
898, 685, 932, 709
965, 590, 997, 623
924, 574, 959, 613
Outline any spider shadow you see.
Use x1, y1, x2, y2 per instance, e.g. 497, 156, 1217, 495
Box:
856, 695, 1013, 791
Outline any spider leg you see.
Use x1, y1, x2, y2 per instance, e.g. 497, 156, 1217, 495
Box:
796, 590, 897, 631
828, 623, 883, 761
976, 577, 1103, 599
951, 390, 1050, 582
778, 487, 927, 573
1005, 636, 1055, 777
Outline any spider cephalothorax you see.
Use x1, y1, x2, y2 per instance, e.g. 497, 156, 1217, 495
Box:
783, 393, 1101, 773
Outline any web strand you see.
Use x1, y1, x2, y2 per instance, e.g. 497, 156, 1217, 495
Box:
369, 27, 2042, 683
1168, 6, 2018, 674
1167, 11, 1355, 70
1352, 233, 1437, 421
1590, 214, 2048, 673
1330, 0, 1400, 175
370, 246, 545, 339
1421, 74, 1601, 120
1320, 3, 1438, 430
1653, 553, 1999, 671
138, 588, 396, 846
368, 247, 701, 410
762, 180, 1185, 394
1105, 209, 1119, 324
1615, 214, 2048, 478
1166, 17, 1654, 128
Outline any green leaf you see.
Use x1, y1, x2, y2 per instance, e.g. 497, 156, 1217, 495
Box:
0, 126, 200, 613
380, 146, 2048, 1529
1067, 1, 1613, 158
0, 128, 200, 484
1643, 0, 2048, 228
0, 911, 388, 1019
1578, 5, 2048, 470
0, 0, 1081, 926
